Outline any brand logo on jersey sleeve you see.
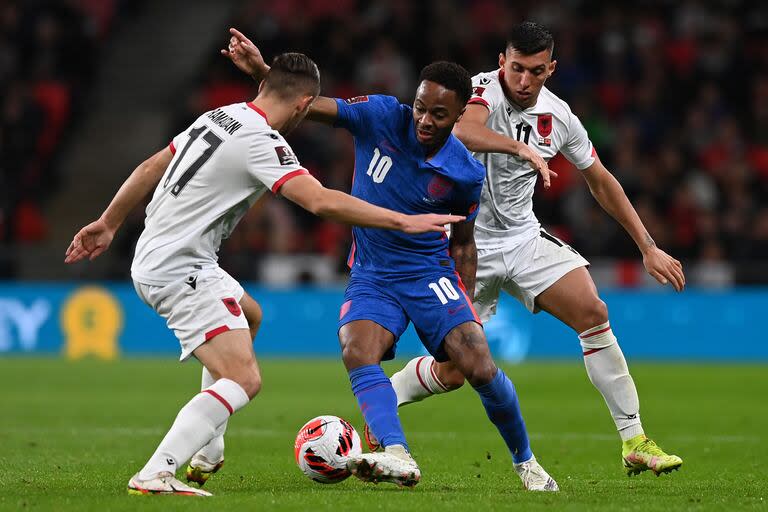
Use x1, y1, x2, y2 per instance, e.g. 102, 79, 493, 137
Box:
345, 96, 369, 104
478, 76, 491, 85
537, 113, 553, 137
472, 86, 486, 98
274, 146, 299, 166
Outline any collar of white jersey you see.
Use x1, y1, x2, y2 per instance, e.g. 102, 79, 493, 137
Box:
246, 102, 269, 124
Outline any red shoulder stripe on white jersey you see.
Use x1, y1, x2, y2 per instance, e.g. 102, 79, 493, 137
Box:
272, 168, 310, 194
467, 97, 490, 109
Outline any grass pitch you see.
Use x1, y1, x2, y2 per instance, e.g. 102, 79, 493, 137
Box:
0, 358, 765, 511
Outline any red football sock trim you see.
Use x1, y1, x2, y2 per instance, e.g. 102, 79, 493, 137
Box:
579, 324, 611, 339
583, 346, 609, 356
202, 389, 233, 415
429, 359, 449, 391
414, 356, 432, 393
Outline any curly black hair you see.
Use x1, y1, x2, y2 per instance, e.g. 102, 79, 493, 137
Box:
418, 61, 472, 105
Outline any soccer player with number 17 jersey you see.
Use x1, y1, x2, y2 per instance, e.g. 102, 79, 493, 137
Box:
64, 53, 461, 497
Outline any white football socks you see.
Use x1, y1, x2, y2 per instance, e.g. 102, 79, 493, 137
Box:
192, 367, 227, 464
137, 378, 249, 480
579, 322, 644, 441
390, 356, 449, 407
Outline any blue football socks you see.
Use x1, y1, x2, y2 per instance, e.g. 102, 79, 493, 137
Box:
473, 368, 533, 464
349, 364, 409, 451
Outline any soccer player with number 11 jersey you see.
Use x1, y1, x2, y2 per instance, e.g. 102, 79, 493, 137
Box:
387, 22, 685, 477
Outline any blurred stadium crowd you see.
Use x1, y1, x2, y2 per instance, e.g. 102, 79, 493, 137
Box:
3, 0, 767, 285
0, 0, 143, 270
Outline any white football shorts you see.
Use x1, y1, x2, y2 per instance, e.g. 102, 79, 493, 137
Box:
133, 267, 249, 361
474, 230, 590, 320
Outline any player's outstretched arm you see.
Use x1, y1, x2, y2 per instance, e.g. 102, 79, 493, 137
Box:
64, 147, 172, 264
221, 28, 338, 124
581, 158, 685, 291
453, 104, 557, 188
279, 174, 464, 234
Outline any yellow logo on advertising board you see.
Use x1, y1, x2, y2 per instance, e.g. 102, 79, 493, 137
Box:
61, 286, 122, 360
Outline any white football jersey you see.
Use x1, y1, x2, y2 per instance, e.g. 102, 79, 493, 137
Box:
131, 102, 308, 285
468, 69, 596, 249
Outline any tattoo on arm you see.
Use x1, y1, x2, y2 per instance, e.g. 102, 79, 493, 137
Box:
454, 248, 477, 299
645, 233, 656, 249
449, 220, 478, 298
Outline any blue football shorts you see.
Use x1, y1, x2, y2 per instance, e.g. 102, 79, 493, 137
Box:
338, 269, 481, 361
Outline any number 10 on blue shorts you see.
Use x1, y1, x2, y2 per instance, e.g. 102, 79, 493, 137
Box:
338, 270, 481, 362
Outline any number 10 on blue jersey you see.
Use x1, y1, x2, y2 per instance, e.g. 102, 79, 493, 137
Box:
366, 147, 392, 183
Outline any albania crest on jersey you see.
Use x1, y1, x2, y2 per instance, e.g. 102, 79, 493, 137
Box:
427, 175, 453, 200
537, 113, 553, 137
222, 297, 242, 317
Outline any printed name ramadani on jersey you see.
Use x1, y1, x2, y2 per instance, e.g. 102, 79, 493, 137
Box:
206, 108, 243, 135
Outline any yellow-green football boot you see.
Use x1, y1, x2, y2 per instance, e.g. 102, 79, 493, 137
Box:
622, 434, 682, 476
185, 455, 224, 487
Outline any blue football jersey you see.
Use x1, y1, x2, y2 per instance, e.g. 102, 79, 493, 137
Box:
334, 95, 485, 274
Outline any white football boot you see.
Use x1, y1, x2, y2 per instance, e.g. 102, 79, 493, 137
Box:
513, 455, 559, 491
346, 444, 420, 487
127, 471, 212, 496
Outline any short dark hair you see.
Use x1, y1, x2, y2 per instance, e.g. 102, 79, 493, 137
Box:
262, 52, 320, 99
506, 21, 554, 56
418, 61, 472, 105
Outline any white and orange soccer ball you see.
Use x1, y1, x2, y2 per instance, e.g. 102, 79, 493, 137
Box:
294, 415, 362, 484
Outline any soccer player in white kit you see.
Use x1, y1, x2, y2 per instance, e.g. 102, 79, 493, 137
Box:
64, 53, 464, 497
384, 22, 685, 477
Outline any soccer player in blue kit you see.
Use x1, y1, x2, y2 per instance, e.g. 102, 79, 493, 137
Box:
223, 29, 558, 491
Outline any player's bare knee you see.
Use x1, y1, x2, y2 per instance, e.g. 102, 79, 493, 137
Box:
237, 367, 262, 399
340, 340, 377, 368
451, 341, 496, 386
581, 298, 608, 330
436, 364, 465, 390
463, 359, 497, 387
214, 357, 261, 399
245, 372, 262, 399
443, 374, 465, 391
